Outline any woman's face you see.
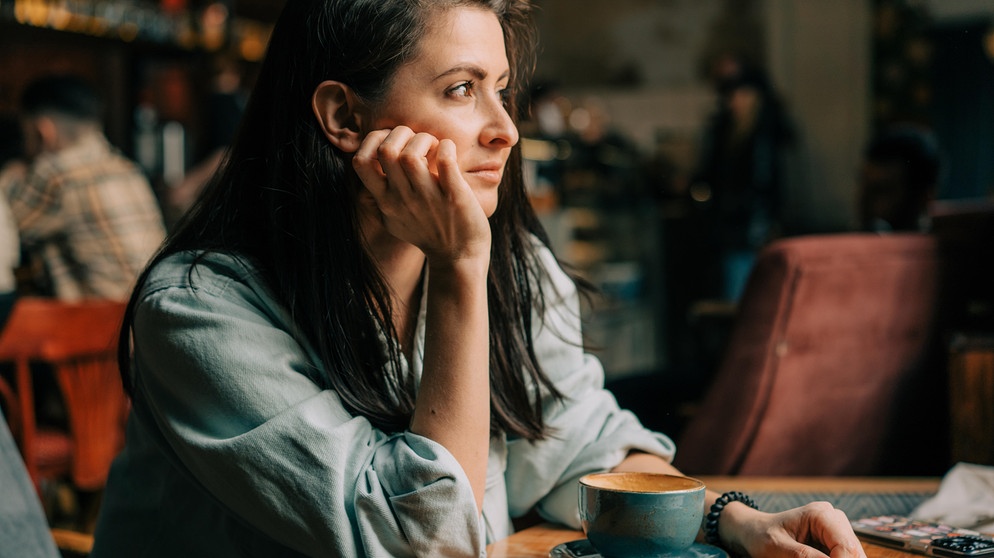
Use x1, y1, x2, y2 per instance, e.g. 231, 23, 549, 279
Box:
366, 6, 519, 216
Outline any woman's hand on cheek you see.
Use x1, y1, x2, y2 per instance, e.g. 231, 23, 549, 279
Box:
352, 126, 491, 264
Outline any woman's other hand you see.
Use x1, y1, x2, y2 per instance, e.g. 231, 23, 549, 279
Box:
720, 501, 868, 558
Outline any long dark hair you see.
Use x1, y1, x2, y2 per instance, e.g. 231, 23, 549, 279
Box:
119, 0, 570, 440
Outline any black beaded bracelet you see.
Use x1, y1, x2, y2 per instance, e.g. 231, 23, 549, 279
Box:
704, 491, 759, 546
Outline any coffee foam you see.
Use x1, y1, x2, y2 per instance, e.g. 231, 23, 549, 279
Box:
581, 472, 704, 494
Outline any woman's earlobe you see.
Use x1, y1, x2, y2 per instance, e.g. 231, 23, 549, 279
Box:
312, 80, 362, 153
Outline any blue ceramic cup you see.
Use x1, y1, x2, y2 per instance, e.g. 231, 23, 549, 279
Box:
579, 472, 706, 558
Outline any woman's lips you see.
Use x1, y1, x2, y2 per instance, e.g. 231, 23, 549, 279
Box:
467, 170, 503, 184
465, 164, 505, 185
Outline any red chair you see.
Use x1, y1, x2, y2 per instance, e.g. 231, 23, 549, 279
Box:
0, 297, 128, 492
674, 233, 947, 476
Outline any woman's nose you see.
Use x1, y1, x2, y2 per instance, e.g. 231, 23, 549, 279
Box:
481, 97, 519, 148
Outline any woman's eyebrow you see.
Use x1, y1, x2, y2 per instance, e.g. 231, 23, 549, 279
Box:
432, 65, 510, 82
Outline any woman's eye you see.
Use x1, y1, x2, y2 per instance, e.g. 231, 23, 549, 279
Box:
448, 81, 473, 97
498, 87, 511, 107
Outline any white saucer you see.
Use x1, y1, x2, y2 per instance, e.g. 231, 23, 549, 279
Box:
549, 539, 729, 558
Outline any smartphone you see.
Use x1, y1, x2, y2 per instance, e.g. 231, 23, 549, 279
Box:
852, 515, 994, 557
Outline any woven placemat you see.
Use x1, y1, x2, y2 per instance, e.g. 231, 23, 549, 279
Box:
749, 491, 935, 518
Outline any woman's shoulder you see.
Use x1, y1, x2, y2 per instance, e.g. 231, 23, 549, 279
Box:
140, 250, 270, 303
526, 232, 558, 269
525, 233, 575, 298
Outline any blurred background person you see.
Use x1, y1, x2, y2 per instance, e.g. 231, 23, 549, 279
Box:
0, 114, 23, 328
690, 63, 795, 302
163, 52, 249, 224
0, 74, 165, 301
857, 123, 941, 233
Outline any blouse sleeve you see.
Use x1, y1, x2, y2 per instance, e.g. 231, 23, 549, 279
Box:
131, 253, 484, 557
504, 242, 677, 529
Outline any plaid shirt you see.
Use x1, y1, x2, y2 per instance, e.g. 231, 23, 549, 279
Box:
2, 132, 166, 301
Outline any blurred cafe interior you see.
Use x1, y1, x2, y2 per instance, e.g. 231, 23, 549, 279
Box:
1, 0, 994, 551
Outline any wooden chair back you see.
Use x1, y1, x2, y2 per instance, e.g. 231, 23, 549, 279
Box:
0, 297, 128, 491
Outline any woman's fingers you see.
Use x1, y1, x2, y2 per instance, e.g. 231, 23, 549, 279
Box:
349, 126, 490, 260
436, 139, 464, 194
396, 133, 440, 188
729, 502, 867, 558
373, 126, 417, 191
773, 503, 866, 558
355, 127, 445, 199
811, 507, 866, 558
352, 129, 390, 197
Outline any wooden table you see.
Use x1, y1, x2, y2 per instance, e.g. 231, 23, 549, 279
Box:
488, 477, 944, 558
487, 522, 924, 557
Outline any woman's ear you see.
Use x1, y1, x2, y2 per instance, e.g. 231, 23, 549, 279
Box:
312, 80, 364, 153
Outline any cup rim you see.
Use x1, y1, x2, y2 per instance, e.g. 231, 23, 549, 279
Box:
579, 472, 706, 495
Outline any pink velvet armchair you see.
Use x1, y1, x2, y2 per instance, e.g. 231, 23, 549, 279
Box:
674, 233, 947, 476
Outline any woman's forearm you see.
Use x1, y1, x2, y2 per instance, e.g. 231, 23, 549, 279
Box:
411, 258, 491, 510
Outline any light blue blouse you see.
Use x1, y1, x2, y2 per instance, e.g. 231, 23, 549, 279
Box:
91, 240, 675, 557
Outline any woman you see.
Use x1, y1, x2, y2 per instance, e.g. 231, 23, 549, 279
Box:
92, 1, 865, 557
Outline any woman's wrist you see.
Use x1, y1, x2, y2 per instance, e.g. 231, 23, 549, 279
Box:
426, 247, 491, 280
711, 495, 763, 555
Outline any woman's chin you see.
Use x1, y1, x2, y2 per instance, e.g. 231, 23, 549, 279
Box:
477, 191, 499, 218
